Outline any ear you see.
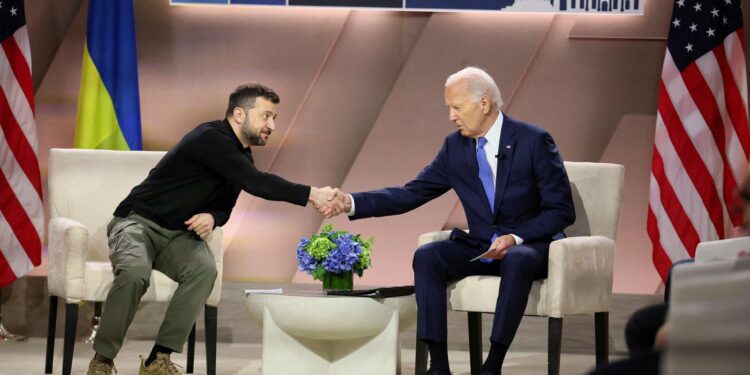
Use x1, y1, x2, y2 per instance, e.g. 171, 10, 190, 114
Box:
233, 107, 244, 122
481, 95, 491, 114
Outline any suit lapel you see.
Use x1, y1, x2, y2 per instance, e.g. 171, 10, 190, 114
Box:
462, 136, 494, 217
494, 116, 517, 218
463, 136, 479, 178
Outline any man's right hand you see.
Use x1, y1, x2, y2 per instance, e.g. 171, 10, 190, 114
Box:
330, 188, 352, 216
309, 187, 351, 218
185, 213, 215, 240
482, 234, 517, 260
309, 186, 334, 209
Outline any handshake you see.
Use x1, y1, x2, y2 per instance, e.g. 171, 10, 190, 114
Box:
308, 187, 352, 218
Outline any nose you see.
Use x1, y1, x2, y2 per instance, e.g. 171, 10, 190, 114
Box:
267, 118, 276, 130
449, 109, 457, 122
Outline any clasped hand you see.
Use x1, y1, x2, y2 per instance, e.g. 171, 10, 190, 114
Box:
481, 234, 517, 260
309, 187, 351, 218
185, 213, 215, 240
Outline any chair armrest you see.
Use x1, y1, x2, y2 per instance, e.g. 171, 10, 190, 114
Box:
205, 227, 224, 306
417, 230, 452, 247
47, 217, 89, 303
542, 235, 615, 317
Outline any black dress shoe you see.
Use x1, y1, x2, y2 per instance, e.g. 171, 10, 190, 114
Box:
425, 368, 452, 375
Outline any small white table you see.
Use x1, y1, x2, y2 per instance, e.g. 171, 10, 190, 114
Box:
245, 287, 417, 375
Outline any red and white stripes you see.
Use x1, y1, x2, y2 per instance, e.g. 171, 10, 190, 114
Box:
649, 28, 749, 280
0, 25, 42, 288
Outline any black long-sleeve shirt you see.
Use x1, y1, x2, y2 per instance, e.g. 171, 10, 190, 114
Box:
114, 119, 311, 230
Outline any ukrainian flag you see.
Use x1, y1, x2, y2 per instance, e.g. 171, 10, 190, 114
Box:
74, 0, 141, 150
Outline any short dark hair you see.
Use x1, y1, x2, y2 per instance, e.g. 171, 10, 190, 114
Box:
225, 83, 280, 117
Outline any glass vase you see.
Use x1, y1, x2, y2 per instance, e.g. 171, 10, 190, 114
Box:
322, 271, 353, 290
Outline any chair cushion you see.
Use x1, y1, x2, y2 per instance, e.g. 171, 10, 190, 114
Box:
448, 276, 545, 316
81, 262, 179, 303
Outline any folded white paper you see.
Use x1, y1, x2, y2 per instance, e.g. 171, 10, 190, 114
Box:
244, 288, 283, 295
470, 248, 493, 262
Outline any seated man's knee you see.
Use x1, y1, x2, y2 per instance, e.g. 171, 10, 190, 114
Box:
412, 243, 441, 271
503, 246, 537, 265
114, 264, 151, 289
501, 245, 544, 277
194, 256, 218, 283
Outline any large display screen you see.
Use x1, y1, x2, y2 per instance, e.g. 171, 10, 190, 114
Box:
171, 0, 644, 14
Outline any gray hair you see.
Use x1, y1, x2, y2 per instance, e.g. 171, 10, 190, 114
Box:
445, 67, 503, 110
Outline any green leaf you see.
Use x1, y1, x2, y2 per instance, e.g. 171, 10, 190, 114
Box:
312, 264, 326, 281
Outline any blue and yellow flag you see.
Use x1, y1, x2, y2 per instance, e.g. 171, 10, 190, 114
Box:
74, 0, 141, 150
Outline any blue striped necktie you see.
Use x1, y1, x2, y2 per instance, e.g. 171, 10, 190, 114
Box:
476, 137, 495, 213
477, 136, 498, 263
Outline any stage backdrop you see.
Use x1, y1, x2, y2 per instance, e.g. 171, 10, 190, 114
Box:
26, 0, 750, 294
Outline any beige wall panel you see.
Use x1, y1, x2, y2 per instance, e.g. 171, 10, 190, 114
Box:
600, 114, 660, 294
506, 16, 665, 162
25, 0, 83, 89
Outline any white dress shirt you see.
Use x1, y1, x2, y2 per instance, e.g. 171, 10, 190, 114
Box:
480, 112, 503, 188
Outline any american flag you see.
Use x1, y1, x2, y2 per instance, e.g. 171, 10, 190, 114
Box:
0, 0, 42, 288
649, 0, 749, 280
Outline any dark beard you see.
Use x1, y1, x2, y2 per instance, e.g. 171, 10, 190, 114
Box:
247, 132, 266, 146
242, 122, 267, 146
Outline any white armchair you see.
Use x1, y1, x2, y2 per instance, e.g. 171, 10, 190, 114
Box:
415, 161, 624, 375
45, 148, 224, 375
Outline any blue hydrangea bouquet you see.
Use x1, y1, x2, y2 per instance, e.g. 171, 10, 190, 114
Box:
296, 223, 374, 290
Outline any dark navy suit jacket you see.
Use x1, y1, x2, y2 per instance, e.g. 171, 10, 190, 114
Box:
350, 115, 575, 249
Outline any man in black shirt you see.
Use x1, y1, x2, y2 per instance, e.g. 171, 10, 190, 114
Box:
87, 83, 336, 375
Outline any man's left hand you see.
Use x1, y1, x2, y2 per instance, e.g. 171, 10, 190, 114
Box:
185, 213, 215, 240
482, 235, 517, 260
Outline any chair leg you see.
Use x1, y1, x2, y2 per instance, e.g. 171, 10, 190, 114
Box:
595, 312, 609, 367
186, 323, 196, 373
548, 317, 563, 375
415, 337, 428, 375
63, 303, 79, 375
205, 305, 217, 375
468, 312, 483, 375
45, 296, 58, 374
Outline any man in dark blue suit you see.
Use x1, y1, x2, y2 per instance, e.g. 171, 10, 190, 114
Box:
326, 67, 575, 374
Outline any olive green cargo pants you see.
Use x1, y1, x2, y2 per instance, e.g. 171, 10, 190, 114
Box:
93, 212, 217, 359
